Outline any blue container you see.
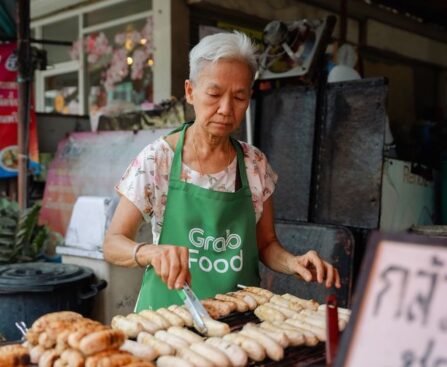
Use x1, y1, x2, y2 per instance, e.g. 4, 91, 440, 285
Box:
0, 262, 106, 341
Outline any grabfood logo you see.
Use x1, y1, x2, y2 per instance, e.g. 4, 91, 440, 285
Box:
188, 228, 243, 273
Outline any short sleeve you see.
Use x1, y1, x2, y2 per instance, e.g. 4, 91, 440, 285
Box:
115, 144, 155, 223
257, 150, 278, 202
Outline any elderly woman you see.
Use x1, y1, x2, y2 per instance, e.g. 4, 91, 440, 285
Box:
104, 32, 340, 311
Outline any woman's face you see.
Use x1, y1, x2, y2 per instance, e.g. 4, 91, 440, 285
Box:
185, 59, 252, 137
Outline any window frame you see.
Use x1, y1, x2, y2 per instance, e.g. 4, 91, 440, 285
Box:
32, 0, 162, 116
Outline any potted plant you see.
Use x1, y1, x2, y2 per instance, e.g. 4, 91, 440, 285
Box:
0, 198, 62, 264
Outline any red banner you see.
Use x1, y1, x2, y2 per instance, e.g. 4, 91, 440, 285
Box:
0, 42, 39, 178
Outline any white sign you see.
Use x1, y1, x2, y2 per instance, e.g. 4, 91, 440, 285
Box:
337, 234, 447, 367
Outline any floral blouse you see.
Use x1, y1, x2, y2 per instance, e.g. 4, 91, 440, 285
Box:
116, 137, 278, 244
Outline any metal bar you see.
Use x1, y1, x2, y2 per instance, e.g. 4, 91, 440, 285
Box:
339, 0, 348, 44
81, 11, 152, 34
17, 0, 32, 210
30, 38, 72, 46
31, 0, 128, 28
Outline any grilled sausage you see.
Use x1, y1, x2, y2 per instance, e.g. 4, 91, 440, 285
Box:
167, 326, 203, 344
205, 337, 248, 367
79, 328, 126, 355
0, 344, 30, 367
190, 342, 231, 367
156, 355, 194, 367
223, 333, 266, 362
137, 331, 175, 356
111, 315, 143, 338
176, 347, 214, 367
120, 340, 158, 361
239, 326, 284, 361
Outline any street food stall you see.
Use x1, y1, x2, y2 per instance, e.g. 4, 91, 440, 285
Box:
1, 0, 447, 366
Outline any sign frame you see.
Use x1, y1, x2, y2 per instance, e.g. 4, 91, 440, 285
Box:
335, 231, 447, 367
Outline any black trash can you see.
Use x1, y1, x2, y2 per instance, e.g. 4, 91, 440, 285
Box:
0, 262, 107, 341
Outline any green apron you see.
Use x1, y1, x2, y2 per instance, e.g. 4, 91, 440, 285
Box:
135, 122, 260, 311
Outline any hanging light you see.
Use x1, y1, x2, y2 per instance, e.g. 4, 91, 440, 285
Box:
127, 56, 133, 65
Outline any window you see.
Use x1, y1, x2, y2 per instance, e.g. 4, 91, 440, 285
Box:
42, 17, 78, 64
44, 71, 79, 114
82, 17, 154, 114
32, 0, 154, 116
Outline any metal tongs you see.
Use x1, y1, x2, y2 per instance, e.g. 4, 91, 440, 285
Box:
177, 283, 209, 334
15, 321, 29, 340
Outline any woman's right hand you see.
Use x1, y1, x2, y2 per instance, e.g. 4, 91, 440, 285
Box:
143, 244, 191, 290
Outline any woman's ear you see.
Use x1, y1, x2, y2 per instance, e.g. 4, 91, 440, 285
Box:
185, 79, 194, 104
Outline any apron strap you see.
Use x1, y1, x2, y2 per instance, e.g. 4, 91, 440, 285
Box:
170, 122, 190, 181
171, 122, 250, 190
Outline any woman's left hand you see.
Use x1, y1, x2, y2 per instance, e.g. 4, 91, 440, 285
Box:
287, 250, 341, 289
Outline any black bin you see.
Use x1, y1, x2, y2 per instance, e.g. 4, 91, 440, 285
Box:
0, 262, 106, 341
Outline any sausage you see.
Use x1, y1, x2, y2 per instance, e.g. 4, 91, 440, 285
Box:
227, 292, 257, 310
124, 363, 155, 367
269, 295, 303, 312
215, 294, 249, 312
38, 349, 59, 367
201, 299, 234, 319
123, 362, 156, 367
239, 326, 284, 361
139, 310, 171, 329
202, 299, 236, 314
0, 344, 30, 367
59, 349, 85, 367
190, 342, 231, 367
236, 291, 268, 305
281, 294, 319, 311
254, 304, 286, 322
55, 330, 71, 353
260, 321, 305, 346
156, 355, 194, 367
223, 333, 266, 362
167, 306, 193, 327
205, 337, 248, 367
242, 286, 274, 300
167, 326, 203, 344
202, 317, 230, 337
137, 331, 175, 356
84, 350, 135, 367
266, 301, 300, 319
176, 347, 214, 367
119, 339, 158, 361
127, 313, 161, 334
315, 308, 350, 325
79, 329, 127, 355
67, 321, 108, 350
30, 345, 45, 364
273, 321, 319, 346
285, 318, 326, 342
112, 315, 143, 338
32, 311, 83, 331
243, 322, 289, 348
156, 308, 185, 327
154, 330, 190, 350
299, 309, 347, 330
318, 304, 351, 316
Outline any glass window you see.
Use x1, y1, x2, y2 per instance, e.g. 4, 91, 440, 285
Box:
44, 72, 79, 115
42, 17, 78, 64
83, 0, 151, 27
82, 17, 154, 113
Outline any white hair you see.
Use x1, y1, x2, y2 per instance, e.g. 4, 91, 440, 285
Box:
189, 31, 258, 83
